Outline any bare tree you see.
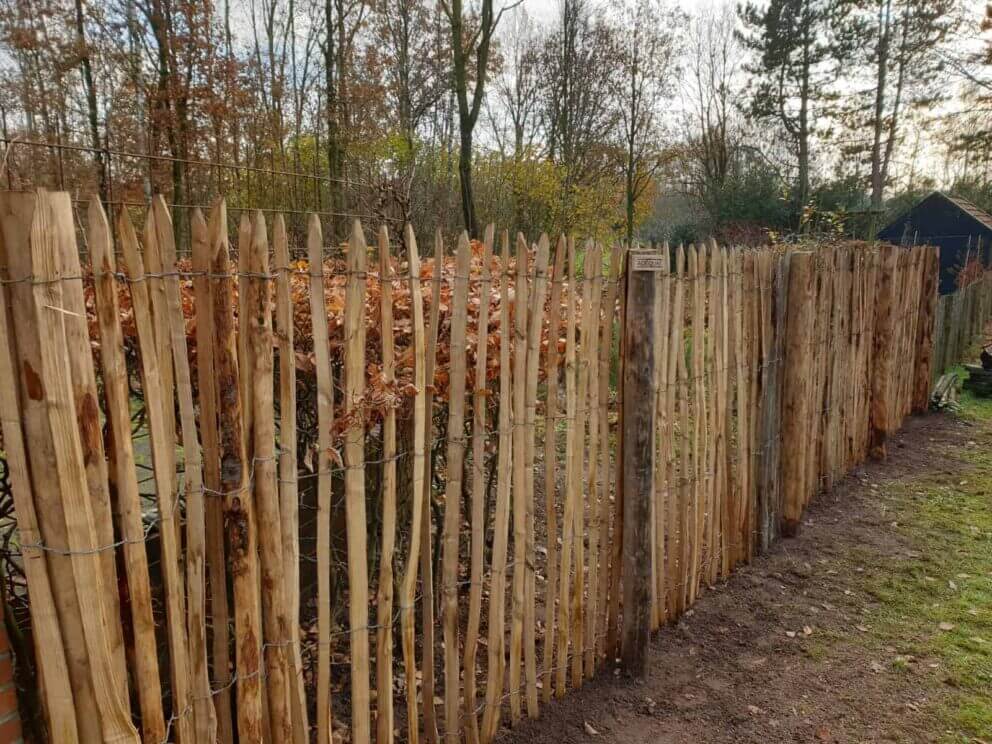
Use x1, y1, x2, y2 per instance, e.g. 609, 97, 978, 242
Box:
681, 6, 747, 214
489, 7, 542, 160
441, 0, 518, 237
614, 0, 682, 244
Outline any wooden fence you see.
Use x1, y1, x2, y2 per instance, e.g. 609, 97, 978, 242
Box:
0, 189, 983, 744
932, 270, 992, 381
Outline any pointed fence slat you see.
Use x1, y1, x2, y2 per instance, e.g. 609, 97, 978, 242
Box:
0, 192, 81, 744
344, 221, 372, 744
193, 204, 236, 744
376, 225, 398, 744
481, 231, 514, 742
463, 225, 494, 744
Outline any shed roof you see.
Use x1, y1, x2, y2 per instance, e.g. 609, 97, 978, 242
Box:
880, 191, 992, 241
941, 193, 992, 233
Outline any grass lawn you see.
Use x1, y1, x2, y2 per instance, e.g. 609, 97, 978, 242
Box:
848, 384, 992, 742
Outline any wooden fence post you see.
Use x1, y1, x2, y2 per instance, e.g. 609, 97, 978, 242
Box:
620, 250, 661, 676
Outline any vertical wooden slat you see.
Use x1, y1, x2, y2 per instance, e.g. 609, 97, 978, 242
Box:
237, 212, 254, 457
582, 243, 602, 678
687, 244, 704, 605
781, 252, 814, 536
667, 246, 687, 615
556, 236, 578, 697
509, 233, 529, 723
710, 246, 725, 578
194, 204, 235, 744
28, 193, 139, 743
541, 235, 566, 701
757, 251, 786, 552
0, 193, 80, 744
463, 224, 494, 744
308, 214, 335, 744
523, 234, 550, 713
2, 192, 102, 743
650, 246, 670, 630
376, 225, 398, 744
730, 250, 749, 567
714, 244, 734, 577
345, 221, 372, 744
595, 245, 622, 653
442, 232, 471, 744
401, 224, 427, 744
207, 200, 264, 744
143, 206, 180, 571
570, 241, 597, 687
420, 230, 444, 744
702, 245, 718, 587
481, 231, 513, 742
53, 194, 126, 700
605, 244, 628, 657
870, 245, 896, 459
247, 212, 295, 741
143, 209, 186, 613
88, 199, 164, 741
913, 248, 938, 412
273, 215, 309, 744
119, 207, 193, 744
152, 196, 218, 743
740, 252, 756, 564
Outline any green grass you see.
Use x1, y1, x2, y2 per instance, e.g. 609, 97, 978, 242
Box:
843, 388, 992, 742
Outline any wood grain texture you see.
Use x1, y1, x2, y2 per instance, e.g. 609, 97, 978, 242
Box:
541, 235, 566, 701
442, 232, 471, 744
376, 225, 398, 744
308, 214, 335, 744
194, 202, 235, 744
344, 221, 372, 744
463, 225, 494, 744
0, 192, 81, 744
401, 224, 427, 744
120, 206, 193, 744
481, 231, 514, 742
206, 200, 264, 744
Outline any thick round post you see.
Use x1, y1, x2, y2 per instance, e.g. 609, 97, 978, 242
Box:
620, 251, 659, 676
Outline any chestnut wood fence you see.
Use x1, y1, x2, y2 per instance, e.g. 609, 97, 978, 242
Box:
0, 189, 987, 744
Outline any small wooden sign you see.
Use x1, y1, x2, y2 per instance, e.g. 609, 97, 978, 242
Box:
629, 252, 667, 272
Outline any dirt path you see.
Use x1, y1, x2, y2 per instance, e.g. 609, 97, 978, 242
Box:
498, 409, 992, 744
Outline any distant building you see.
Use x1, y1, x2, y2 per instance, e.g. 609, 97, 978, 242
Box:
877, 191, 992, 295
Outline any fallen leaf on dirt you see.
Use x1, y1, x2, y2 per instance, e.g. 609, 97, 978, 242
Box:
583, 721, 600, 736
856, 625, 869, 632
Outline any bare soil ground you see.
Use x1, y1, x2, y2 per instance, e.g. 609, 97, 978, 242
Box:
498, 411, 991, 744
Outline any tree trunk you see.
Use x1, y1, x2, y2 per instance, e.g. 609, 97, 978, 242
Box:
458, 128, 479, 238
74, 0, 108, 207
870, 0, 892, 216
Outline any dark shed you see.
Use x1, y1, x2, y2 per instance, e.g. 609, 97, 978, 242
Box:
877, 191, 992, 294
